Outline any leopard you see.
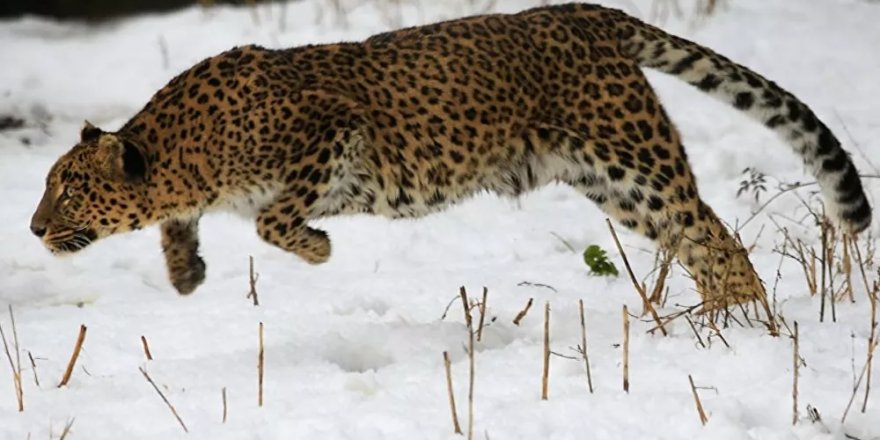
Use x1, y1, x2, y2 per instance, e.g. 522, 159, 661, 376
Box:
30, 3, 871, 308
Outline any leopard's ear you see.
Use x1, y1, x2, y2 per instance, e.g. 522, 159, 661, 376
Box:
80, 120, 102, 143
94, 134, 147, 182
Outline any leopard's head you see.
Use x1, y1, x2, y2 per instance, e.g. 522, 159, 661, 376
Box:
31, 122, 149, 255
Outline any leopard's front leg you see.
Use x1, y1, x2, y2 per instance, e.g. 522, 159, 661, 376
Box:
161, 217, 206, 294
256, 191, 331, 264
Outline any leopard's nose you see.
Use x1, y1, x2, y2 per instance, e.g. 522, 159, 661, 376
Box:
30, 223, 47, 238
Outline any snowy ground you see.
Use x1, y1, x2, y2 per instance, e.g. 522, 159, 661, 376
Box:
1, 0, 879, 438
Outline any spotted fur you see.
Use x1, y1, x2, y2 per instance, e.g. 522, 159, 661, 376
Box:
31, 4, 870, 305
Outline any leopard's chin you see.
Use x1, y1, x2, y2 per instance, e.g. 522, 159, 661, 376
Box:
45, 228, 98, 255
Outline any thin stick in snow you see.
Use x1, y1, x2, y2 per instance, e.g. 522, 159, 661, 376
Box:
258, 322, 265, 407
853, 240, 877, 413
0, 310, 23, 411
578, 299, 594, 394
58, 418, 75, 440
623, 305, 630, 393
542, 301, 550, 401
688, 374, 708, 425
476, 287, 488, 342
606, 219, 668, 336
792, 321, 799, 425
138, 366, 188, 433
513, 297, 533, 326
141, 335, 153, 361
247, 256, 260, 306
685, 316, 706, 349
222, 387, 228, 424
58, 325, 87, 388
459, 288, 475, 440
27, 351, 39, 387
442, 351, 462, 435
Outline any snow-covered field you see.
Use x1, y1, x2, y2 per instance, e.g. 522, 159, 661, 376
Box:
1, 0, 879, 438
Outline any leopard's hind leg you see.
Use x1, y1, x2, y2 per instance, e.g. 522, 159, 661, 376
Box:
549, 127, 765, 310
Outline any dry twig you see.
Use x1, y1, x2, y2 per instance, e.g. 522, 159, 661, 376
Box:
578, 300, 594, 393
58, 325, 87, 388
542, 302, 550, 400
442, 351, 462, 434
607, 219, 668, 336
513, 298, 533, 326
248, 255, 260, 306
623, 305, 630, 393
258, 322, 265, 407
138, 366, 189, 433
688, 374, 708, 425
141, 335, 153, 361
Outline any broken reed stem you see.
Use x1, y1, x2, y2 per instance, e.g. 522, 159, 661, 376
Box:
0, 313, 23, 411
513, 297, 533, 326
58, 325, 87, 388
476, 287, 488, 342
141, 335, 153, 361
854, 241, 878, 413
792, 321, 799, 426
542, 301, 550, 401
461, 291, 475, 440
623, 305, 630, 393
222, 387, 228, 424
248, 256, 260, 306
578, 299, 594, 393
819, 222, 829, 322
685, 316, 706, 349
58, 418, 75, 440
706, 319, 731, 349
138, 366, 189, 433
459, 286, 472, 328
27, 351, 39, 387
8, 305, 21, 396
442, 351, 462, 435
862, 277, 878, 413
258, 322, 264, 407
688, 374, 708, 425
606, 219, 668, 336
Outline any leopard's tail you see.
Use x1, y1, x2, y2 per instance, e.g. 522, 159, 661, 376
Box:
612, 9, 872, 233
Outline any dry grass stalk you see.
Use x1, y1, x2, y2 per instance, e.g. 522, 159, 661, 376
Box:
792, 321, 799, 425
578, 300, 594, 393
862, 277, 878, 413
685, 316, 706, 349
688, 374, 708, 425
476, 287, 489, 342
705, 318, 730, 349
606, 219, 668, 336
649, 247, 675, 305
442, 351, 462, 435
0, 308, 23, 411
58, 325, 87, 388
541, 301, 551, 401
138, 366, 188, 433
27, 351, 39, 387
853, 240, 878, 413
513, 297, 533, 326
222, 387, 228, 424
459, 288, 475, 440
840, 234, 854, 302
247, 255, 260, 306
258, 322, 265, 407
459, 287, 472, 328
623, 305, 630, 393
141, 335, 153, 361
58, 418, 75, 440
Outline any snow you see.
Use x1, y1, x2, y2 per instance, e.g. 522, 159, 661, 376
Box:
1, 0, 880, 438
